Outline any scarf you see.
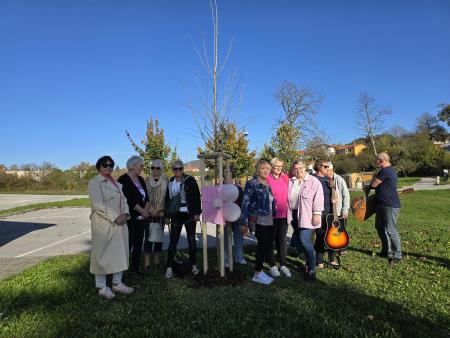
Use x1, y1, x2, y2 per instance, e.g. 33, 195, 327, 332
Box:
146, 174, 168, 213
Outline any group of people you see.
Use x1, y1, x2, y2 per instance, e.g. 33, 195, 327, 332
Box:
88, 156, 201, 299
88, 151, 402, 297
238, 158, 350, 284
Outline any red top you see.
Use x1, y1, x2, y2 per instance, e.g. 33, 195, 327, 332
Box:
266, 172, 289, 219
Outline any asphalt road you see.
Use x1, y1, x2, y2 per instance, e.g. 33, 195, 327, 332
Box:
0, 194, 88, 211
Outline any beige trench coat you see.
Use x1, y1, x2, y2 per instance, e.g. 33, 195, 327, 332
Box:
88, 174, 130, 275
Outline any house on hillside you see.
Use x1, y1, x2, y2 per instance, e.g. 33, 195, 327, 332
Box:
4, 170, 47, 181
334, 143, 366, 156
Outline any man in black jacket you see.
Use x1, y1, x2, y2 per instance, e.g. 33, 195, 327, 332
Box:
164, 160, 202, 278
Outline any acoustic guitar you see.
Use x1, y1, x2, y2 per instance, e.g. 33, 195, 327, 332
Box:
351, 187, 414, 221
325, 179, 350, 251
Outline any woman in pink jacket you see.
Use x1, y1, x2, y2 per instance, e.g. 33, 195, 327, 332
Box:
287, 160, 324, 281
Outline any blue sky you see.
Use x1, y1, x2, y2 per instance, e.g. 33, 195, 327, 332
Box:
1, 0, 449, 169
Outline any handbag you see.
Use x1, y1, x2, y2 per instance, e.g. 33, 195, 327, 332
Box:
148, 222, 163, 243
165, 193, 181, 217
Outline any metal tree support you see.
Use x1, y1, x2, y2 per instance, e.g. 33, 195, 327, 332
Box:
197, 151, 233, 277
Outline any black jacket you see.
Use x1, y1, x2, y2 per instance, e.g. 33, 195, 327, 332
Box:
166, 174, 201, 217
118, 173, 149, 220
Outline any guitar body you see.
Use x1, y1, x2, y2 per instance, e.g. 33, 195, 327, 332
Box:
325, 213, 350, 250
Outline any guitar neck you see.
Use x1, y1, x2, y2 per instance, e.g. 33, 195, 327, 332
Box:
331, 188, 339, 221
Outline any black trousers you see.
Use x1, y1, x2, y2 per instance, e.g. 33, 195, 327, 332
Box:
273, 218, 288, 266
255, 224, 275, 272
128, 218, 146, 272
166, 212, 197, 268
314, 213, 336, 264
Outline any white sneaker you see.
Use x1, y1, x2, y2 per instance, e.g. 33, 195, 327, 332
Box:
259, 271, 274, 283
280, 265, 292, 278
98, 287, 115, 299
237, 259, 247, 265
252, 272, 272, 285
112, 283, 134, 294
269, 265, 281, 277
192, 265, 200, 275
165, 267, 173, 279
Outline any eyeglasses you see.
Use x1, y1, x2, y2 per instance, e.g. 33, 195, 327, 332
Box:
172, 167, 183, 171
101, 163, 114, 168
273, 165, 283, 169
322, 165, 330, 169
151, 167, 161, 170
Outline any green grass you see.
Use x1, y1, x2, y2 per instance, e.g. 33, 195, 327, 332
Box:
397, 177, 420, 188
0, 198, 90, 216
0, 191, 449, 337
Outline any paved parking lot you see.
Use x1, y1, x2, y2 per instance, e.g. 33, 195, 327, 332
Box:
0, 207, 260, 280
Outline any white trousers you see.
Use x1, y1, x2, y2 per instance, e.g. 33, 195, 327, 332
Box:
95, 271, 123, 289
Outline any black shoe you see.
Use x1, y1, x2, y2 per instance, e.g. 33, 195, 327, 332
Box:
390, 257, 402, 267
376, 252, 390, 258
304, 272, 316, 282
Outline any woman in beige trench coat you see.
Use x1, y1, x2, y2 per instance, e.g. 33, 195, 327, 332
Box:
88, 155, 134, 299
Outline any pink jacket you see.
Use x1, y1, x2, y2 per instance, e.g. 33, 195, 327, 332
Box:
266, 172, 289, 219
287, 173, 324, 229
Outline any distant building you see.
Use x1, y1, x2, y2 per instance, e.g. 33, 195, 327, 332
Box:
333, 143, 366, 156
4, 170, 47, 181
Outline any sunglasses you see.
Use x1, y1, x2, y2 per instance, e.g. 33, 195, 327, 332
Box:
151, 166, 161, 170
172, 167, 183, 171
321, 165, 330, 169
101, 163, 114, 168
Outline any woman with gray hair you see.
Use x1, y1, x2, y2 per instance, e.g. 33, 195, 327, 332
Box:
118, 155, 150, 274
143, 159, 168, 271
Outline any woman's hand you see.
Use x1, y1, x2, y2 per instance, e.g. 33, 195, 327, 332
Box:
240, 225, 249, 236
312, 214, 321, 226
115, 214, 128, 225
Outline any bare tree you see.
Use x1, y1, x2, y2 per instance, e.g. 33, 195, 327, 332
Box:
186, 0, 241, 153
355, 91, 392, 155
267, 81, 323, 165
276, 80, 323, 139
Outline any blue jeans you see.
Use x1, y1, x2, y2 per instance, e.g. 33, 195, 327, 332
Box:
299, 228, 316, 274
289, 210, 304, 254
224, 222, 245, 263
375, 206, 402, 259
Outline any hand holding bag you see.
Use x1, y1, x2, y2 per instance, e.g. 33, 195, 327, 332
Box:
148, 222, 163, 243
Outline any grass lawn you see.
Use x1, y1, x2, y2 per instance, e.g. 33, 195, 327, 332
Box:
0, 191, 449, 337
0, 198, 90, 216
396, 177, 420, 188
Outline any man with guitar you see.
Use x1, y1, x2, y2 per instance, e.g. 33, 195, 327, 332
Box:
364, 152, 402, 266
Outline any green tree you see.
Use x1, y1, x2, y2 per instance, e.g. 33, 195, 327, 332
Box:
199, 122, 255, 178
396, 159, 419, 177
260, 144, 276, 162
416, 112, 449, 142
270, 122, 301, 166
126, 117, 172, 173
438, 103, 450, 127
